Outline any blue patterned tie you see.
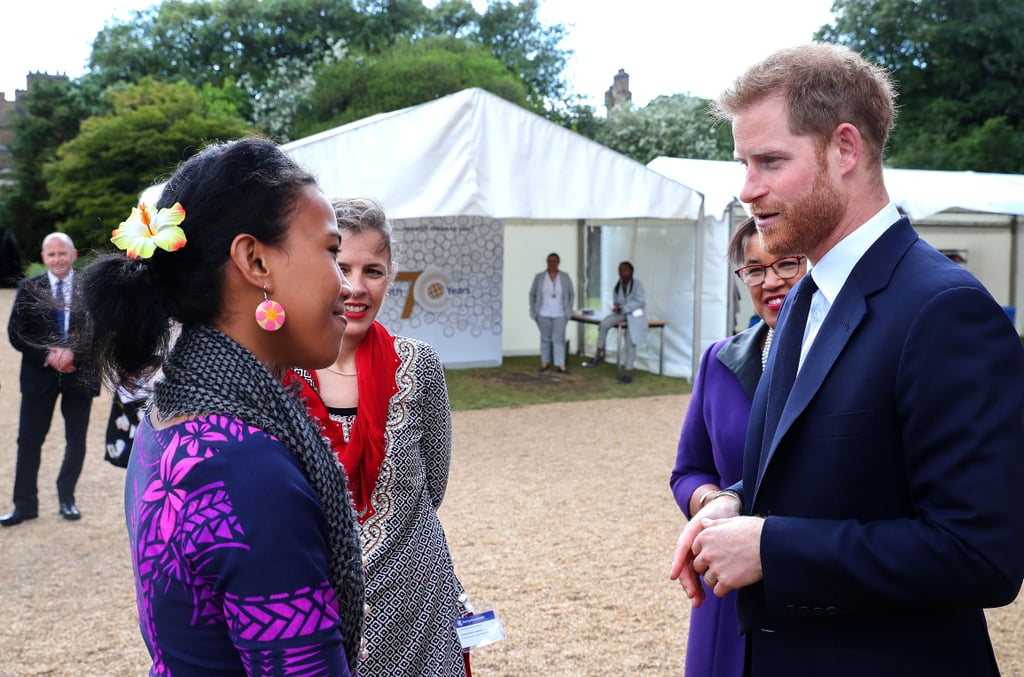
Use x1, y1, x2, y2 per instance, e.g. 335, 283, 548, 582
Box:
55, 278, 66, 341
762, 274, 818, 445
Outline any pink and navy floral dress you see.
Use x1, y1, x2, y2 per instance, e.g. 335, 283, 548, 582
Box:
126, 413, 353, 676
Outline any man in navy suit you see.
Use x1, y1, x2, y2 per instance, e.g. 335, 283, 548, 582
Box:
1, 232, 99, 526
670, 44, 1024, 675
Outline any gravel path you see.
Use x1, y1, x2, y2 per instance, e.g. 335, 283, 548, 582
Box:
0, 288, 1020, 675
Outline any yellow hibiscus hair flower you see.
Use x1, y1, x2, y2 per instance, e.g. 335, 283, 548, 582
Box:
111, 202, 187, 259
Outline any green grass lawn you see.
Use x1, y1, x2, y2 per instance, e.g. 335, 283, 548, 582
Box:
444, 354, 692, 411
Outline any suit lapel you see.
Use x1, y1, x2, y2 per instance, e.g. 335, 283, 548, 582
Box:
769, 289, 865, 449
38, 275, 61, 334
751, 218, 918, 505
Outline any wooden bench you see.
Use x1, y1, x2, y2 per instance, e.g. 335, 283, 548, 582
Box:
570, 311, 668, 375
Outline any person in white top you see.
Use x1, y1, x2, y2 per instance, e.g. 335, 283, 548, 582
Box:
528, 252, 574, 374
585, 261, 648, 384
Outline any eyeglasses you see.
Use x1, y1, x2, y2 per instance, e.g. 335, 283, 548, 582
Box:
734, 256, 806, 287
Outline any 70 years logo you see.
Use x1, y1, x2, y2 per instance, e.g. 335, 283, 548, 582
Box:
393, 266, 452, 318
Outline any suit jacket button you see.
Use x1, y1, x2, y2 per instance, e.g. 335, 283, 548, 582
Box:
785, 605, 797, 616
826, 606, 839, 616
813, 606, 825, 616
799, 606, 811, 616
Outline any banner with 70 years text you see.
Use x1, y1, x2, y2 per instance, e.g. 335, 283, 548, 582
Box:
376, 216, 503, 368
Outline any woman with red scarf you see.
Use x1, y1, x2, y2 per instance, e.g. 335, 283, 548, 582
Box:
289, 197, 465, 676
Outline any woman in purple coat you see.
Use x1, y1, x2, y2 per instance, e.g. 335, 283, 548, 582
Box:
669, 217, 806, 677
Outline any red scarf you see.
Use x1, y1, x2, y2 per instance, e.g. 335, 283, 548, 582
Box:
287, 321, 399, 523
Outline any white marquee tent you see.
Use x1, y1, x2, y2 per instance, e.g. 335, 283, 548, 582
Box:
648, 157, 1024, 340
282, 88, 720, 377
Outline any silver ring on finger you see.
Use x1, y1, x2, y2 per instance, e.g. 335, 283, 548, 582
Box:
705, 574, 717, 587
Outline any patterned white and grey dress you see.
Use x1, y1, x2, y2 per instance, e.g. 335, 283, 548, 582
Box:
323, 336, 465, 676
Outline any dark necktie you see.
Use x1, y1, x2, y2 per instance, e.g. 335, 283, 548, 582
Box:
762, 274, 818, 445
55, 278, 66, 341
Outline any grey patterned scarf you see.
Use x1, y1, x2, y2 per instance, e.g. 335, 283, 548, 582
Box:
153, 324, 364, 669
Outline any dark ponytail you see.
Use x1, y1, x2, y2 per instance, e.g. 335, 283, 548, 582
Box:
80, 255, 172, 388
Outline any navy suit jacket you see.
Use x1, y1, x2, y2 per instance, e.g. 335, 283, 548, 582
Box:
8, 273, 99, 396
736, 218, 1024, 676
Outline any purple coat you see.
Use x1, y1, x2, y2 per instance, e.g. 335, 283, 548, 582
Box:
670, 321, 767, 677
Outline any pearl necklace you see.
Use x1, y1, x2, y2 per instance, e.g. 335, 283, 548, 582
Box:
760, 328, 774, 372
325, 366, 358, 376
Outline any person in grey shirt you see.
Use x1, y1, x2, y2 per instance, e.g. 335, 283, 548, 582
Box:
529, 252, 574, 374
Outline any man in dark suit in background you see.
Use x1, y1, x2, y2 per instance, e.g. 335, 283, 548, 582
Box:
1, 232, 99, 526
670, 44, 1024, 675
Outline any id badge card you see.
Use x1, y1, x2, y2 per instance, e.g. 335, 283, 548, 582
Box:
454, 603, 506, 651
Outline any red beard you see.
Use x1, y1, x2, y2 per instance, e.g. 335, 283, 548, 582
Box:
753, 155, 844, 258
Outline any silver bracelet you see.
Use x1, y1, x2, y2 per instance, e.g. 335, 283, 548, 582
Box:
712, 489, 743, 511
697, 489, 719, 510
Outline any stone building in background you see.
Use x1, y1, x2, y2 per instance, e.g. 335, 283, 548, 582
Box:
0, 72, 70, 188
604, 68, 632, 112
0, 90, 19, 188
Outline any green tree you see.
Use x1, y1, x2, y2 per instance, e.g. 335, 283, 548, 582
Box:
240, 37, 349, 142
817, 0, 1024, 172
292, 36, 529, 137
0, 77, 89, 260
346, 0, 573, 116
42, 78, 252, 248
349, 0, 431, 50
423, 0, 480, 39
948, 117, 1024, 173
85, 0, 574, 125
475, 0, 571, 112
561, 102, 602, 139
86, 0, 362, 118
592, 95, 733, 165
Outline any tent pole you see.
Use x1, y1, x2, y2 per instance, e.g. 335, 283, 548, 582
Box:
725, 200, 739, 335
691, 201, 706, 383
577, 219, 586, 355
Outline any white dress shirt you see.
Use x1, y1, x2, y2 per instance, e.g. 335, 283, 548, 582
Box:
798, 202, 901, 370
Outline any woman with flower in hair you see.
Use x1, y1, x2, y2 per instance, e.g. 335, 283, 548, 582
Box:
81, 136, 365, 676
288, 197, 465, 676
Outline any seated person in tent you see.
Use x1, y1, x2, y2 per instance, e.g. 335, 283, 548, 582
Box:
584, 260, 646, 384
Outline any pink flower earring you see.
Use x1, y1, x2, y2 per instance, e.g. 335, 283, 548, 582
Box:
255, 286, 286, 331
